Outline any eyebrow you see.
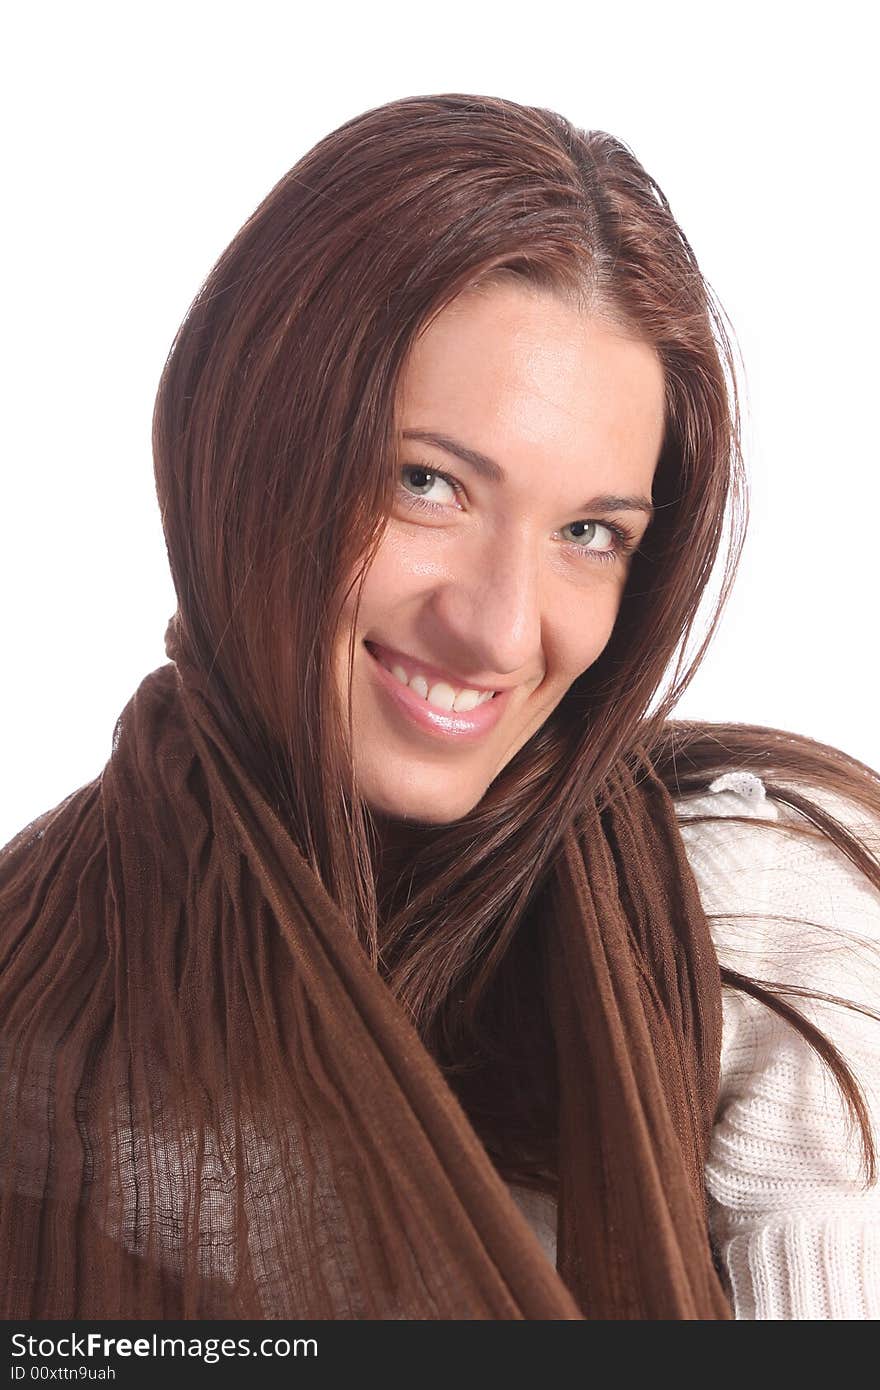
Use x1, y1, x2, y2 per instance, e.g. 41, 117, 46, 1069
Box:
401, 428, 655, 519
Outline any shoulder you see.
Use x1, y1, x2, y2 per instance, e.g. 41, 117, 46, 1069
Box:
673, 769, 880, 1056
674, 773, 880, 1317
673, 771, 880, 989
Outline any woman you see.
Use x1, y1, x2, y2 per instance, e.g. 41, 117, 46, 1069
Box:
1, 92, 878, 1321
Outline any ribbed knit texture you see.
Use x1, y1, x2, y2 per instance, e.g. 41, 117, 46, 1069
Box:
509, 772, 880, 1319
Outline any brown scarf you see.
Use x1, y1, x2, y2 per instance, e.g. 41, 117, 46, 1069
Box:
0, 648, 732, 1319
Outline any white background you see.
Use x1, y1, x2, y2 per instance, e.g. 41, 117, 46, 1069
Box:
2, 0, 877, 846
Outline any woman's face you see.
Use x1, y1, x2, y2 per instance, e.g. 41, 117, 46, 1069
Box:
335, 278, 666, 826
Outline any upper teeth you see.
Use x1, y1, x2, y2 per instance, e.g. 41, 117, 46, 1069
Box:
376, 653, 496, 712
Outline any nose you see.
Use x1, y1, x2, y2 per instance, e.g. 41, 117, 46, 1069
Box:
427, 527, 543, 682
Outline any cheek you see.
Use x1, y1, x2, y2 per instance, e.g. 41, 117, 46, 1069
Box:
558, 589, 623, 679
339, 535, 442, 669
332, 543, 410, 670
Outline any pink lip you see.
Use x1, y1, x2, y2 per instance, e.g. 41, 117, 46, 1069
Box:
364, 642, 512, 742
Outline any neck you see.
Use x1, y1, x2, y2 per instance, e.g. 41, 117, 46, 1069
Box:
371, 809, 435, 917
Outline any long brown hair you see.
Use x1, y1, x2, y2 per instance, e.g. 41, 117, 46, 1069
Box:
153, 92, 880, 1195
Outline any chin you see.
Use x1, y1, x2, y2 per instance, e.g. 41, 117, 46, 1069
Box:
364, 779, 486, 827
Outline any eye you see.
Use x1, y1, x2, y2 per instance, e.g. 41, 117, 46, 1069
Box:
560, 519, 633, 564
397, 461, 639, 567
398, 464, 463, 510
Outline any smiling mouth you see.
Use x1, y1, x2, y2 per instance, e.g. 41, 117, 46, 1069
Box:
363, 640, 511, 741
364, 640, 499, 711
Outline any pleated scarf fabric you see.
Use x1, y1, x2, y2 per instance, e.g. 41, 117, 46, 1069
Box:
0, 646, 733, 1319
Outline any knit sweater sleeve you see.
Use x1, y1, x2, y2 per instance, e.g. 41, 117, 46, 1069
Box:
677, 772, 880, 1319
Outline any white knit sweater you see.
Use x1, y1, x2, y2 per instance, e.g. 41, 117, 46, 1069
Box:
508, 771, 880, 1319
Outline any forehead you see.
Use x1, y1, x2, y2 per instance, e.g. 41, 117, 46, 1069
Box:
398, 281, 666, 484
